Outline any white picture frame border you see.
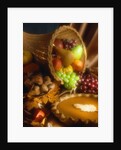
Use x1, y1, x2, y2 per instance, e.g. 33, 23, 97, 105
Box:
7, 8, 114, 143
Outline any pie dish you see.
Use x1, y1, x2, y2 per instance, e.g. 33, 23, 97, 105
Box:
51, 93, 98, 126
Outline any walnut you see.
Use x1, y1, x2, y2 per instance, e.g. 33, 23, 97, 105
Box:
41, 84, 48, 93
31, 74, 43, 85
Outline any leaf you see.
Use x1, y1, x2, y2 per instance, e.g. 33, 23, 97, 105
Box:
24, 98, 42, 111
40, 82, 60, 104
24, 82, 60, 110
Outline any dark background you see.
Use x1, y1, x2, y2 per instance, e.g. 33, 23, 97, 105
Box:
23, 23, 62, 34
23, 23, 98, 68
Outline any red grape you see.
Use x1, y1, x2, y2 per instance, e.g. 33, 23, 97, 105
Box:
61, 39, 77, 49
77, 68, 98, 94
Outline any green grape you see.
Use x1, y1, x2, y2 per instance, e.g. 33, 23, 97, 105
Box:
67, 72, 72, 76
66, 72, 71, 79
65, 84, 72, 90
69, 78, 75, 82
63, 78, 69, 83
56, 71, 62, 77
64, 83, 69, 89
56, 69, 79, 90
68, 81, 76, 88
62, 74, 66, 78
75, 76, 80, 81
69, 79, 76, 86
68, 86, 73, 90
72, 72, 76, 75
70, 72, 76, 78
57, 71, 64, 79
66, 74, 70, 79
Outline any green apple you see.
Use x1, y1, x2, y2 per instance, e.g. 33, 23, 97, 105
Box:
71, 45, 83, 60
23, 50, 33, 65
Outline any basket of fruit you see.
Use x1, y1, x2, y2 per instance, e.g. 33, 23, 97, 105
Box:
48, 25, 87, 90
25, 25, 87, 91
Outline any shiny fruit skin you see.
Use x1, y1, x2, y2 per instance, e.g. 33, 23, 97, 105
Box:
54, 39, 63, 49
34, 109, 45, 122
23, 63, 39, 75
72, 60, 84, 72
71, 45, 83, 60
56, 70, 80, 90
77, 70, 98, 94
53, 58, 62, 71
62, 39, 77, 49
23, 50, 33, 65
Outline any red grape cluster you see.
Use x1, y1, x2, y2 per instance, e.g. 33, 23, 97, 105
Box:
62, 39, 77, 49
77, 69, 98, 94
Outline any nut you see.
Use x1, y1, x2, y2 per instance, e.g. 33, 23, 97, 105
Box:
28, 85, 41, 96
41, 84, 48, 93
48, 83, 55, 90
24, 78, 32, 88
31, 74, 43, 85
44, 76, 51, 82
44, 80, 52, 86
34, 86, 40, 94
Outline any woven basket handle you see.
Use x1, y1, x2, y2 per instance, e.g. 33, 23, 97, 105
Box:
23, 32, 52, 53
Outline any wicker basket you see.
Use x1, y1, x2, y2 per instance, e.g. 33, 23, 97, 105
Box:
23, 25, 87, 84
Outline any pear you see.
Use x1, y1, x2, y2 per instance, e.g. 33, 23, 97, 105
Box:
71, 45, 83, 60
54, 46, 75, 67
23, 50, 33, 65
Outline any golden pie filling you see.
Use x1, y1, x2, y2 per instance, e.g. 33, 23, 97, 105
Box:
52, 94, 98, 125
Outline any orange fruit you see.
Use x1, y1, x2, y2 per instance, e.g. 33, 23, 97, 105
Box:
72, 60, 84, 72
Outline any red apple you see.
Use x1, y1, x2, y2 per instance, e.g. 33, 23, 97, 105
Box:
34, 109, 45, 122
52, 58, 62, 71
54, 39, 63, 49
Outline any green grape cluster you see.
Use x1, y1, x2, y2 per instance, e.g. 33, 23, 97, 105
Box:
56, 70, 80, 90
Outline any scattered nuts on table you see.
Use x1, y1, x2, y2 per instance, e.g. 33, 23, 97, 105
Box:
24, 78, 32, 89
41, 84, 49, 93
44, 76, 51, 82
48, 83, 55, 90
31, 74, 43, 85
34, 86, 41, 95
44, 80, 52, 86
25, 73, 57, 98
